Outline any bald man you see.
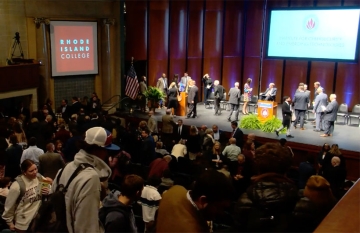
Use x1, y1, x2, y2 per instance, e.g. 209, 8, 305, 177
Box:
222, 138, 241, 176
261, 83, 277, 101
321, 94, 339, 137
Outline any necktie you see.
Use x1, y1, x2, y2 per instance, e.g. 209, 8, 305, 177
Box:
178, 127, 181, 135
232, 129, 236, 137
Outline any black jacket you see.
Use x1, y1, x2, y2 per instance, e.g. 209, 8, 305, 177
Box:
233, 173, 298, 232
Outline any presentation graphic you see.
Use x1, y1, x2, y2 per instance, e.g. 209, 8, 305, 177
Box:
267, 9, 360, 60
50, 21, 98, 76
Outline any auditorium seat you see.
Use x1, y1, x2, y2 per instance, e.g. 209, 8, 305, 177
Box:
205, 92, 215, 109
248, 96, 258, 113
348, 104, 360, 125
336, 103, 349, 124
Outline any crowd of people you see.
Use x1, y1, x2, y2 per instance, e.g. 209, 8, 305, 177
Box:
0, 90, 351, 233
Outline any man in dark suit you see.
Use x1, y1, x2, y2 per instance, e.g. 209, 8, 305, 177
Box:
276, 96, 294, 138
56, 99, 71, 123
202, 74, 213, 104
293, 85, 309, 130
314, 81, 325, 100
321, 94, 339, 137
213, 80, 225, 115
231, 121, 244, 149
140, 128, 156, 165
313, 88, 328, 132
186, 80, 198, 118
227, 82, 241, 122
212, 124, 227, 147
173, 119, 188, 142
260, 83, 277, 101
70, 96, 82, 115
180, 72, 191, 92
16, 101, 30, 123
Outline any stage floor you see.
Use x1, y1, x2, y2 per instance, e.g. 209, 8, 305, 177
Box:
127, 103, 360, 153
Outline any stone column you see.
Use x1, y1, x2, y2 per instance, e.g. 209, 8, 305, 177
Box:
34, 17, 50, 105
102, 18, 115, 104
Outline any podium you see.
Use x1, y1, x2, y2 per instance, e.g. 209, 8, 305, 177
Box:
176, 92, 187, 116
257, 100, 277, 123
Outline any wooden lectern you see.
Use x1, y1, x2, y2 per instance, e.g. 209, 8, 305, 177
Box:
257, 100, 277, 123
176, 92, 187, 116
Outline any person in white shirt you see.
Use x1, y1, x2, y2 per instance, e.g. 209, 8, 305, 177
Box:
20, 137, 44, 168
171, 139, 187, 159
138, 176, 162, 232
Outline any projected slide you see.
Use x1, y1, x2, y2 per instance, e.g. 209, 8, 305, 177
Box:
267, 9, 360, 61
50, 21, 98, 76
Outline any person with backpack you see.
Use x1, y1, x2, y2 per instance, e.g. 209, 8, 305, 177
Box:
51, 127, 118, 233
2, 159, 50, 233
99, 174, 144, 233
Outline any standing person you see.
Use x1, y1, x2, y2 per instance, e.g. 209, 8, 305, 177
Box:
5, 135, 23, 180
213, 80, 225, 116
186, 80, 199, 119
231, 121, 244, 149
70, 97, 82, 116
167, 82, 179, 116
38, 143, 65, 180
242, 78, 253, 115
2, 159, 50, 233
161, 110, 176, 150
293, 85, 309, 130
227, 82, 241, 122
222, 138, 241, 175
320, 94, 339, 137
156, 170, 235, 232
179, 72, 191, 92
313, 88, 328, 132
147, 111, 158, 135
156, 73, 168, 109
20, 137, 44, 168
186, 126, 201, 161
140, 128, 156, 166
314, 81, 324, 98
276, 96, 294, 138
202, 74, 213, 105
139, 76, 148, 112
51, 127, 117, 233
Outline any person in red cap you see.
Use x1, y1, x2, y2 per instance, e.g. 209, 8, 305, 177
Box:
51, 127, 119, 233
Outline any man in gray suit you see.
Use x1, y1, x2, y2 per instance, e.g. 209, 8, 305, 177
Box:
38, 143, 65, 179
293, 85, 309, 130
179, 72, 191, 92
156, 73, 168, 108
321, 94, 339, 137
260, 83, 277, 101
313, 88, 328, 132
227, 82, 241, 121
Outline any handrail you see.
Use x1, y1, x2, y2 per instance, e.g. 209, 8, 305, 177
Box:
101, 96, 131, 113
101, 95, 122, 107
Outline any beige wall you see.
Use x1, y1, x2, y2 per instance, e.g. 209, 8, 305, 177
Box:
0, 0, 122, 108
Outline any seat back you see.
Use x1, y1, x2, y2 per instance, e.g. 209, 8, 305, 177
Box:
250, 95, 258, 104
352, 104, 360, 114
208, 92, 215, 100
240, 94, 244, 103
339, 103, 348, 113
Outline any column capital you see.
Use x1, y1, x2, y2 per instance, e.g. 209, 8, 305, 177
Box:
103, 18, 115, 26
34, 18, 50, 27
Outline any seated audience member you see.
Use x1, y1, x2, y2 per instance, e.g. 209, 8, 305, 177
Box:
298, 155, 316, 190
155, 141, 169, 156
54, 124, 71, 145
291, 175, 337, 232
247, 133, 262, 149
156, 170, 235, 232
160, 169, 174, 187
138, 176, 162, 232
328, 144, 345, 168
148, 155, 172, 178
233, 143, 298, 232
217, 164, 231, 180
260, 83, 277, 101
279, 138, 294, 157
202, 129, 215, 162
322, 156, 347, 199
171, 139, 187, 159
108, 150, 131, 185
0, 177, 11, 197
99, 175, 144, 233
242, 139, 255, 160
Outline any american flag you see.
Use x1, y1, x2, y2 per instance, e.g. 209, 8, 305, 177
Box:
125, 64, 139, 100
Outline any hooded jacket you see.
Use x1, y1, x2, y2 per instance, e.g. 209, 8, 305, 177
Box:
99, 191, 137, 233
51, 149, 112, 233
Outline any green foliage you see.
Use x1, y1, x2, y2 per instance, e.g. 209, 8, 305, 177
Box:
144, 86, 166, 101
239, 114, 262, 130
261, 116, 286, 133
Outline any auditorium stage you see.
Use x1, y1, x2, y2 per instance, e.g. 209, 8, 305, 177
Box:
121, 103, 360, 153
